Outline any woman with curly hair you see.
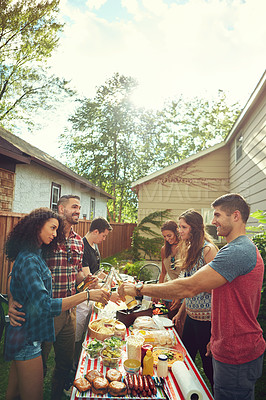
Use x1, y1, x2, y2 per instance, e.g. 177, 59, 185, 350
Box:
5, 208, 110, 400
173, 209, 218, 391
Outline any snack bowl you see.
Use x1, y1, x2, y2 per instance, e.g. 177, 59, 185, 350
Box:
100, 346, 122, 368
123, 359, 141, 374
82, 338, 104, 359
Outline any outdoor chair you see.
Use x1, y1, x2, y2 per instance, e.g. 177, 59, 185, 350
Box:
137, 263, 161, 284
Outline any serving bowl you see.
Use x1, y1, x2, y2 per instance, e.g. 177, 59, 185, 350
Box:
100, 346, 122, 368
123, 359, 141, 374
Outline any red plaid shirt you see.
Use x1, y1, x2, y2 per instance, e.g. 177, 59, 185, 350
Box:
46, 228, 84, 298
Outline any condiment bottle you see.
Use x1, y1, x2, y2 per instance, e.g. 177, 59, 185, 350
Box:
157, 354, 168, 378
114, 269, 138, 309
142, 349, 154, 375
95, 267, 114, 309
141, 343, 153, 367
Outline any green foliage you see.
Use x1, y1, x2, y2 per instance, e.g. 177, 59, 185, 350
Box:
0, 0, 74, 129
132, 210, 170, 260
248, 210, 266, 320
61, 72, 241, 222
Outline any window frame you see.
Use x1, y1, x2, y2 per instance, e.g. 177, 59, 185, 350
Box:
90, 197, 95, 220
235, 132, 243, 163
50, 182, 61, 211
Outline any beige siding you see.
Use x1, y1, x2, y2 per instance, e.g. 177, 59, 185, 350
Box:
229, 95, 266, 215
137, 147, 230, 222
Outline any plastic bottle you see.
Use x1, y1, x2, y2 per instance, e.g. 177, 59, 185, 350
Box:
157, 354, 168, 378
142, 349, 154, 376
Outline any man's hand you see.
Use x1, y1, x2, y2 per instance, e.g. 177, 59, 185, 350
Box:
205, 341, 212, 357
117, 282, 136, 301
8, 299, 25, 327
90, 289, 111, 305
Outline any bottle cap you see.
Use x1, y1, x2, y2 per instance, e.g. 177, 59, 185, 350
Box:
146, 350, 152, 356
158, 354, 168, 361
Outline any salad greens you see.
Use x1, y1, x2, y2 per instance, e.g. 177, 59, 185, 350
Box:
85, 339, 104, 358
104, 336, 125, 348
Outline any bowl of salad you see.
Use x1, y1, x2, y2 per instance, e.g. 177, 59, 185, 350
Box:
82, 338, 104, 358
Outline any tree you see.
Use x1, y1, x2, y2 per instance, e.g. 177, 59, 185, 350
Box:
61, 73, 145, 223
0, 0, 74, 129
61, 74, 241, 223
154, 91, 241, 168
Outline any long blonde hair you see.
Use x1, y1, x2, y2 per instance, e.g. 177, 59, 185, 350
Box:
178, 209, 217, 271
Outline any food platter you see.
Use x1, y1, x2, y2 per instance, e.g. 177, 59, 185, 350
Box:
153, 345, 186, 368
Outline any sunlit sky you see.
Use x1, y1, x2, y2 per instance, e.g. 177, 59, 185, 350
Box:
20, 0, 266, 160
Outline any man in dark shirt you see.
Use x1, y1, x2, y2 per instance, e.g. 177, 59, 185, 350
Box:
74, 217, 112, 366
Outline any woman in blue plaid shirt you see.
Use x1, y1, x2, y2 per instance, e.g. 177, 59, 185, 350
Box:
4, 208, 110, 400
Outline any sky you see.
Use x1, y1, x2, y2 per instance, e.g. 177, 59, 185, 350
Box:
21, 0, 266, 160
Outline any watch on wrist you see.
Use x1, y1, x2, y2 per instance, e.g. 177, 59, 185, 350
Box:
85, 288, 90, 303
135, 282, 144, 297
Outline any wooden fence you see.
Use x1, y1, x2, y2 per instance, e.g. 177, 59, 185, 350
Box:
0, 212, 136, 294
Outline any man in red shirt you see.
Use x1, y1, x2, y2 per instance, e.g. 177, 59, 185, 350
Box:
118, 194, 265, 400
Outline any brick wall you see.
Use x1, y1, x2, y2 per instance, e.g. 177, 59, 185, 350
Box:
0, 168, 15, 211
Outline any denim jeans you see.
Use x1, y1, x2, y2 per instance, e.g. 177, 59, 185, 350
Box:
213, 353, 264, 400
14, 341, 41, 361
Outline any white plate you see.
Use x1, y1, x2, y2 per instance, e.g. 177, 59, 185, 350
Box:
157, 316, 174, 328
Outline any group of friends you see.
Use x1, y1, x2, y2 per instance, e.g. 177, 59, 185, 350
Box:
3, 192, 266, 400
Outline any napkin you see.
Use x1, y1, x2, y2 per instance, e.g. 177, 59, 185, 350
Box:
172, 361, 203, 400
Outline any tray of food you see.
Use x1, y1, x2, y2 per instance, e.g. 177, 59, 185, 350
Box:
153, 345, 186, 368
73, 369, 166, 399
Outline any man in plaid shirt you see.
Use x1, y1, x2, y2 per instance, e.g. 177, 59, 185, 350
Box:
41, 195, 91, 399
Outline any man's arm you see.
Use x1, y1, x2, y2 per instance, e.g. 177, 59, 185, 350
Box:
119, 265, 227, 300
7, 274, 25, 326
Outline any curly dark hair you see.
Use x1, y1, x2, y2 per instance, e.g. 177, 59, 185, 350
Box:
5, 207, 65, 261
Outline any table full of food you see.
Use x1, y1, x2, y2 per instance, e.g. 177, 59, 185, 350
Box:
70, 304, 214, 400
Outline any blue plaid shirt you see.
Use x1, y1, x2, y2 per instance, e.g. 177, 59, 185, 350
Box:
5, 249, 62, 361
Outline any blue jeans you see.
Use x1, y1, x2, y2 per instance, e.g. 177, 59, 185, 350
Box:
14, 341, 41, 361
213, 353, 264, 400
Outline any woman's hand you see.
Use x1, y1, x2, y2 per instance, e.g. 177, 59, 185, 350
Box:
169, 298, 181, 311
90, 289, 111, 305
172, 302, 186, 332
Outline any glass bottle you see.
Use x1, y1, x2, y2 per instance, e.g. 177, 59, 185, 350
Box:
76, 273, 95, 292
95, 267, 114, 309
114, 269, 138, 310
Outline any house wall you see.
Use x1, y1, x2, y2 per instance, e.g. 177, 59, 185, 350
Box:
229, 93, 266, 217
137, 146, 230, 222
12, 162, 108, 217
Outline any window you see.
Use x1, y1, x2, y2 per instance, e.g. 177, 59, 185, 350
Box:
201, 208, 221, 242
90, 198, 95, 220
50, 183, 61, 211
235, 133, 243, 163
